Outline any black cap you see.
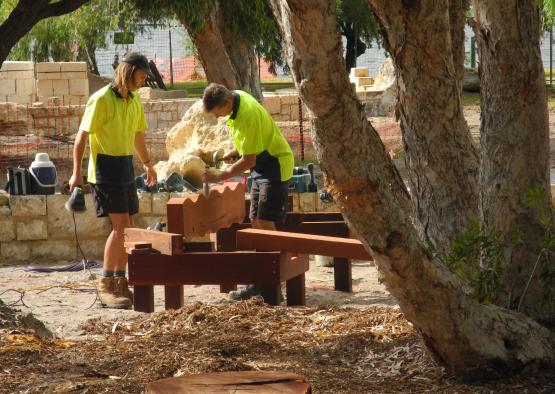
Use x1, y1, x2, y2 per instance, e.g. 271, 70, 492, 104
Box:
122, 52, 155, 79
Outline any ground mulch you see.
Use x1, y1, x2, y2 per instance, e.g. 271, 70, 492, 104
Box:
0, 299, 553, 393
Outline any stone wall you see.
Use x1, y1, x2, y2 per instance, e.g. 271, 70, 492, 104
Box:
0, 192, 338, 265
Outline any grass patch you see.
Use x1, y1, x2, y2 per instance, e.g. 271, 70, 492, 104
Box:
169, 78, 295, 97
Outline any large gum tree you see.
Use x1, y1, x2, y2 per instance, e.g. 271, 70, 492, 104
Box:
268, 0, 554, 379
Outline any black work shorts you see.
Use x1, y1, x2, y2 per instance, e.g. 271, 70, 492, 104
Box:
249, 179, 290, 224
90, 183, 139, 218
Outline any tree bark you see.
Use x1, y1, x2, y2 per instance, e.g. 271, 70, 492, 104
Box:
367, 0, 479, 259
0, 0, 89, 66
473, 0, 553, 322
180, 3, 262, 101
269, 0, 554, 379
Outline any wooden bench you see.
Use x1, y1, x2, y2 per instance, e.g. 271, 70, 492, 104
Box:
126, 183, 310, 312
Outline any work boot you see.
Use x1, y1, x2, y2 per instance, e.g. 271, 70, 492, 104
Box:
229, 284, 262, 301
114, 276, 133, 303
98, 277, 132, 309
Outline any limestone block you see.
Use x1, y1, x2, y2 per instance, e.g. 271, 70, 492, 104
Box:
63, 95, 87, 106
68, 79, 89, 96
152, 193, 170, 215
6, 95, 33, 105
37, 79, 54, 97
28, 240, 76, 262
299, 192, 317, 212
354, 76, 374, 86
80, 239, 107, 261
46, 194, 111, 239
281, 95, 298, 105
0, 79, 15, 95
10, 195, 46, 216
350, 67, 369, 78
60, 71, 87, 79
137, 192, 152, 214
0, 71, 6, 80
1, 61, 34, 71
36, 62, 61, 73
0, 205, 10, 214
60, 62, 87, 72
317, 197, 339, 212
0, 216, 15, 242
1, 241, 31, 263
134, 215, 166, 231
291, 192, 300, 212
7, 70, 34, 79
264, 96, 281, 114
37, 72, 62, 80
17, 218, 47, 240
290, 105, 299, 121
16, 79, 35, 95
52, 79, 69, 95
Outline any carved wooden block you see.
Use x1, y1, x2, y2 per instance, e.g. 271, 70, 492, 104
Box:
167, 182, 245, 239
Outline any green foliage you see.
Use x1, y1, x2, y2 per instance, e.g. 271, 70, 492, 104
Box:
524, 187, 555, 313
336, 0, 379, 44
540, 0, 555, 30
441, 222, 504, 304
1, 0, 143, 71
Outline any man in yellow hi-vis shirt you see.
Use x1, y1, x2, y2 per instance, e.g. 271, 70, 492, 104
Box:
69, 52, 157, 309
203, 83, 294, 301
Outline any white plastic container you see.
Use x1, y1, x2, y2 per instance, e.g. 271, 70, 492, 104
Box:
29, 153, 57, 195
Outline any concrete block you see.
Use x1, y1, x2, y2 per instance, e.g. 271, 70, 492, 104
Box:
9, 195, 47, 216
60, 62, 87, 72
36, 79, 53, 97
350, 67, 369, 78
263, 96, 281, 115
36, 62, 61, 73
16, 218, 48, 240
52, 79, 69, 95
0, 79, 16, 95
68, 79, 89, 96
152, 193, 169, 215
36, 72, 62, 80
60, 71, 87, 79
1, 241, 31, 263
299, 192, 317, 212
137, 192, 152, 214
16, 79, 35, 95
0, 217, 15, 242
1, 61, 34, 71
46, 194, 111, 239
7, 70, 34, 79
6, 95, 33, 105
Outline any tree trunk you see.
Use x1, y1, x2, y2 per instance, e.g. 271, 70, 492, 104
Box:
474, 0, 553, 322
0, 0, 89, 66
180, 3, 262, 101
269, 0, 554, 379
368, 0, 479, 259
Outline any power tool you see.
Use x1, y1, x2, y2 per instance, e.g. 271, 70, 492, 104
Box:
65, 186, 86, 212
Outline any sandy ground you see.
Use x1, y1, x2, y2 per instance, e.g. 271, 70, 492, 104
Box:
0, 258, 393, 339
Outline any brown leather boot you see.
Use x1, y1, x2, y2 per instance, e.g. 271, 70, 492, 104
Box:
114, 276, 133, 305
98, 277, 132, 309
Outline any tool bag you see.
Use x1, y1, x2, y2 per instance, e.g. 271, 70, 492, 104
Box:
5, 167, 31, 195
